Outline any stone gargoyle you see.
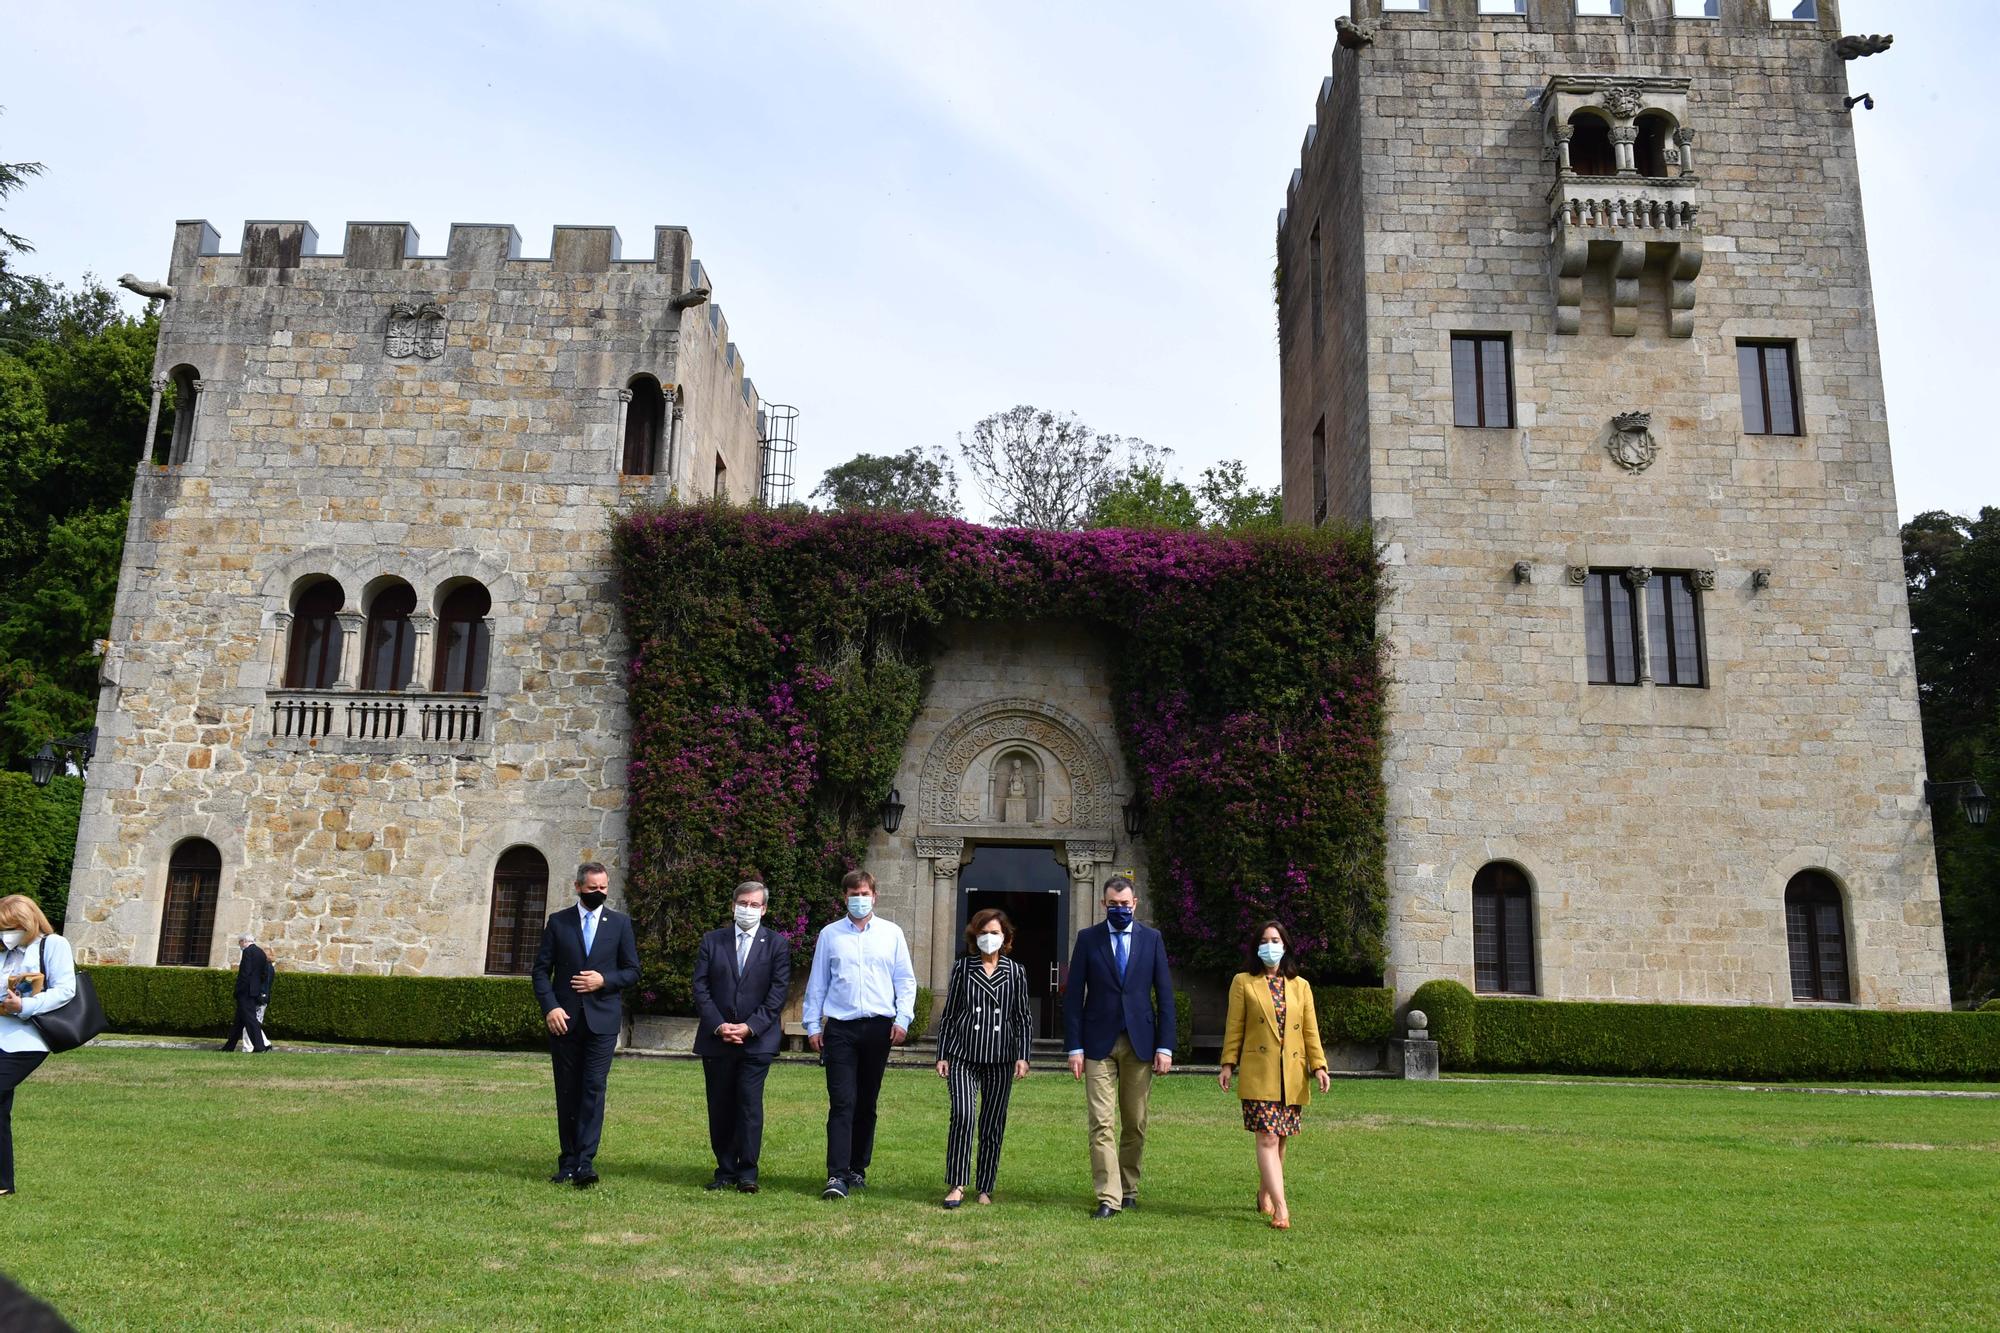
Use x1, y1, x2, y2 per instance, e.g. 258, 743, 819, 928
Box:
118, 273, 174, 301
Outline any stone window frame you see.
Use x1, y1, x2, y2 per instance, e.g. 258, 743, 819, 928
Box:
1784, 869, 1852, 1004
1736, 339, 1803, 438
151, 363, 204, 467
133, 814, 246, 971
1311, 417, 1329, 527
1578, 564, 1713, 691
357, 577, 420, 692
1472, 860, 1539, 995
485, 844, 552, 976
1449, 332, 1515, 429
1569, 545, 1730, 729
284, 576, 347, 690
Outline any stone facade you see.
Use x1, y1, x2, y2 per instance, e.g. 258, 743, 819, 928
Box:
65, 219, 769, 973
1278, 0, 1950, 1008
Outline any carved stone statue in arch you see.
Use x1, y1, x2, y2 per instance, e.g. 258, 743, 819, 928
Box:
918, 698, 1115, 832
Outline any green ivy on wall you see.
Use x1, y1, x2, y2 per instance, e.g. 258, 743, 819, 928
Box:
615, 506, 1385, 1014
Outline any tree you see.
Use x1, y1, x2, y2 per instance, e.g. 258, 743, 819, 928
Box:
1087, 463, 1200, 530
1903, 508, 2000, 1005
0, 119, 46, 313
958, 405, 1154, 530
812, 446, 959, 515
1195, 459, 1283, 534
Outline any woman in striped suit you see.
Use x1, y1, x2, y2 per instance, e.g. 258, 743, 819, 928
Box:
933, 908, 1032, 1208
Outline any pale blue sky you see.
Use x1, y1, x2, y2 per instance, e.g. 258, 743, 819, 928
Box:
1, 0, 1980, 520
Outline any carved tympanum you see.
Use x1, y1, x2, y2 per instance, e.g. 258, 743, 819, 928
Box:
919, 698, 1115, 830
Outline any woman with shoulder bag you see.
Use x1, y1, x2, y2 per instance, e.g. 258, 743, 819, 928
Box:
1218, 920, 1331, 1231
932, 908, 1032, 1209
0, 896, 77, 1198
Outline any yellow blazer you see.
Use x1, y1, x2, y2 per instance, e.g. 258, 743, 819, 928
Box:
1220, 972, 1329, 1107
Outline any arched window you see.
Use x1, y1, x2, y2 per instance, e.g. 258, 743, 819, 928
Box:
284, 578, 345, 689
153, 365, 201, 465
1568, 112, 1615, 177
1472, 861, 1536, 994
1785, 871, 1850, 1002
485, 845, 550, 975
360, 582, 417, 691
433, 582, 493, 693
1634, 112, 1674, 178
623, 375, 665, 476
714, 453, 728, 499
158, 838, 221, 966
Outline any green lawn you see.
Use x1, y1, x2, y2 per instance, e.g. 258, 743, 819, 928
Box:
9, 1048, 1998, 1331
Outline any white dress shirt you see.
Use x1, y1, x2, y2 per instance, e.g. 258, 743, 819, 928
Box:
0, 935, 76, 1055
802, 913, 917, 1035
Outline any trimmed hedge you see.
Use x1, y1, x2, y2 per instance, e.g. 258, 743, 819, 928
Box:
1410, 978, 1476, 1068
89, 966, 545, 1048
1981, 999, 2000, 1014
1316, 984, 1394, 1045
1174, 989, 1194, 1059
1474, 998, 2000, 1082
909, 986, 935, 1043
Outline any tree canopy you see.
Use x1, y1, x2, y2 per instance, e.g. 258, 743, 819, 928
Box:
811, 445, 959, 515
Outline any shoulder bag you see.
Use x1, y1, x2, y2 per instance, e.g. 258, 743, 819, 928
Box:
29, 936, 109, 1053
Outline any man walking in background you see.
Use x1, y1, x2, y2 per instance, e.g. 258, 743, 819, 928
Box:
1064, 875, 1176, 1219
802, 870, 916, 1200
691, 879, 792, 1194
220, 932, 273, 1054
533, 861, 641, 1189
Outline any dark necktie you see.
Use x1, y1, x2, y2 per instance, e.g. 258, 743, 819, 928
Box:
1114, 930, 1128, 979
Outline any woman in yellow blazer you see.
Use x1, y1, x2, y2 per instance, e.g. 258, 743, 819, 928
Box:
1219, 921, 1330, 1230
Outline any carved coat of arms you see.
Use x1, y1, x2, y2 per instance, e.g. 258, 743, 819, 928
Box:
385, 301, 447, 359
1606, 411, 1659, 474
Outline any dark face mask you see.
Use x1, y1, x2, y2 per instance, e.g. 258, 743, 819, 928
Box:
1105, 904, 1134, 929
578, 890, 608, 911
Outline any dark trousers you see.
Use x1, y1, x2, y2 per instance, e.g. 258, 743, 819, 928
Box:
822, 1015, 892, 1178
549, 1025, 619, 1173
0, 1052, 48, 1191
945, 1060, 1015, 1195
702, 1048, 775, 1184
224, 998, 269, 1052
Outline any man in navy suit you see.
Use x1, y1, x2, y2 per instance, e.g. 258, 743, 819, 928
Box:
1063, 874, 1176, 1219
532, 860, 641, 1189
691, 879, 792, 1194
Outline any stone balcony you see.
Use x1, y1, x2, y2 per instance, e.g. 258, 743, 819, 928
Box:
264, 688, 490, 755
1549, 176, 1705, 339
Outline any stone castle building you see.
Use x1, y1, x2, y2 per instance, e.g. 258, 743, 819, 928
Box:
64, 0, 1949, 1025
1276, 0, 1949, 1008
66, 219, 771, 976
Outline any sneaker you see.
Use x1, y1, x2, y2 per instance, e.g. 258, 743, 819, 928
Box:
844, 1170, 867, 1190
821, 1176, 848, 1200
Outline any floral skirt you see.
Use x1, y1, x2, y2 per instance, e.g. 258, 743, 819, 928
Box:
1241, 1099, 1303, 1136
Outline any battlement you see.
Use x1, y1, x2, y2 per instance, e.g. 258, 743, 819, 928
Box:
169, 219, 708, 285
1342, 0, 1838, 36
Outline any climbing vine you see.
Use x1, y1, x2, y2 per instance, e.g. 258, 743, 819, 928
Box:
616, 505, 1384, 1013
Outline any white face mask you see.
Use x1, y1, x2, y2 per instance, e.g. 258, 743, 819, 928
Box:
976, 932, 1004, 956
0, 930, 22, 951
733, 904, 763, 931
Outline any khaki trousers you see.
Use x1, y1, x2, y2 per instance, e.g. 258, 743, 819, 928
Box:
1083, 1033, 1153, 1207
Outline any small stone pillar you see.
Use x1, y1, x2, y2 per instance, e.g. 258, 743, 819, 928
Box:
1610, 124, 1638, 175
916, 837, 965, 993
141, 374, 167, 470
1553, 124, 1574, 174
1627, 566, 1654, 684
1397, 1009, 1440, 1081
1673, 128, 1696, 177
333, 611, 367, 690
268, 611, 294, 684
406, 612, 436, 692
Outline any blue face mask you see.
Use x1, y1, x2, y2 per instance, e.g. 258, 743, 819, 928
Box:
1105, 904, 1134, 930
1257, 942, 1285, 968
846, 895, 873, 921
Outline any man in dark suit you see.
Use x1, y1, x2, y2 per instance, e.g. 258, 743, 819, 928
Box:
532, 860, 641, 1189
219, 932, 273, 1054
1063, 874, 1176, 1219
691, 879, 792, 1194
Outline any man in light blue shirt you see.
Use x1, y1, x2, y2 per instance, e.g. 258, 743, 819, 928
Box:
802, 870, 915, 1200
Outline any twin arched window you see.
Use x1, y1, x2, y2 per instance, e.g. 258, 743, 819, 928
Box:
158, 838, 222, 966
485, 845, 551, 975
282, 576, 492, 693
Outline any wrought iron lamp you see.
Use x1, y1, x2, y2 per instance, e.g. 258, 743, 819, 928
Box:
1123, 798, 1146, 839
28, 727, 97, 788
1925, 779, 1991, 828
878, 787, 905, 834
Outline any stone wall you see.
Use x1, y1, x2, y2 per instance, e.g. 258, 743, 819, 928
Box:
66, 219, 768, 974
1278, 0, 1950, 1008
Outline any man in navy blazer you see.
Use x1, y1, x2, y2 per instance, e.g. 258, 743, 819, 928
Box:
1063, 874, 1176, 1219
532, 861, 641, 1189
690, 879, 792, 1193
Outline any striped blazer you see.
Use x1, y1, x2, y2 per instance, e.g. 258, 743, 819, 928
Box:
935, 954, 1033, 1065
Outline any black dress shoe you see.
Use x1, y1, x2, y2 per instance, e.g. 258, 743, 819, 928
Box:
942, 1195, 964, 1210
572, 1172, 599, 1189
1122, 1195, 1138, 1210
736, 1181, 759, 1194
704, 1178, 736, 1191
548, 1170, 575, 1184
1091, 1202, 1119, 1219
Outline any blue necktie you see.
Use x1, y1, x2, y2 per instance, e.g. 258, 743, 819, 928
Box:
1114, 930, 1128, 979
582, 911, 597, 956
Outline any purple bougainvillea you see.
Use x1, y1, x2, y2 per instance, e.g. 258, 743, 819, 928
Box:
615, 505, 1385, 1013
